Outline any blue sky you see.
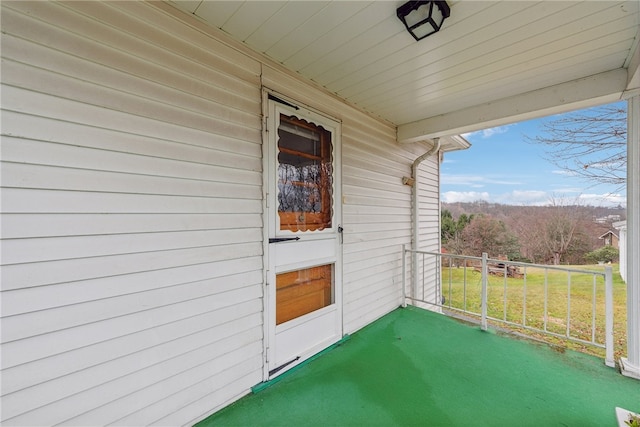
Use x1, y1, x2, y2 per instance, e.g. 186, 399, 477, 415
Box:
440, 103, 627, 208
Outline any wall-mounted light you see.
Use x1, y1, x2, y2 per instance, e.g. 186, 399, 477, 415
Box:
396, 1, 450, 41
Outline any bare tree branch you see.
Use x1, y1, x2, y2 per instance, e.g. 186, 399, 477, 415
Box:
525, 103, 626, 189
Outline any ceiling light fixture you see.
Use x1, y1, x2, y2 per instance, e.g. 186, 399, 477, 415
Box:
396, 1, 450, 41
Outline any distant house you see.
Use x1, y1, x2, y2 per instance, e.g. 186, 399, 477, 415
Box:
595, 214, 622, 224
599, 230, 620, 248
614, 221, 627, 283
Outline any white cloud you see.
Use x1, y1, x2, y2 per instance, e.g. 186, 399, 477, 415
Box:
551, 170, 576, 176
441, 191, 491, 203
442, 189, 625, 207
462, 125, 511, 139
441, 174, 521, 186
578, 192, 626, 207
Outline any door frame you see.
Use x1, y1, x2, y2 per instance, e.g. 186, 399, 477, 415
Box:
260, 88, 343, 381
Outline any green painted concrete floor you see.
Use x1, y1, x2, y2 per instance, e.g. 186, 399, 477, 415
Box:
197, 306, 639, 427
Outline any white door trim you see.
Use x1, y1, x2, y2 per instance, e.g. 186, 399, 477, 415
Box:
260, 88, 343, 380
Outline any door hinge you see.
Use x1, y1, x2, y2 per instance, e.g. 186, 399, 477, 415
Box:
265, 347, 269, 364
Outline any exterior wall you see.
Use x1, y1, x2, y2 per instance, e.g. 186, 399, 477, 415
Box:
417, 157, 441, 305
1, 1, 439, 425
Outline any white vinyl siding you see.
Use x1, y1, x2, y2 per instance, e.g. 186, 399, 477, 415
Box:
1, 1, 443, 425
1, 1, 263, 426
417, 157, 441, 305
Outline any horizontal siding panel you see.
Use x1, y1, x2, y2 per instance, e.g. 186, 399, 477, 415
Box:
0, 60, 258, 138
3, 84, 260, 147
343, 166, 411, 194
3, 2, 260, 91
344, 285, 402, 333
2, 188, 262, 214
2, 110, 261, 160
3, 228, 261, 265
3, 256, 263, 316
2, 161, 261, 200
343, 145, 410, 178
4, 335, 263, 426
344, 246, 405, 267
1, 299, 263, 395
344, 229, 410, 246
107, 1, 261, 80
2, 53, 258, 130
343, 213, 411, 226
156, 371, 258, 427
2, 285, 262, 369
2, 270, 262, 343
3, 242, 262, 290
342, 195, 410, 210
2, 313, 260, 411
343, 203, 407, 217
345, 221, 410, 234
344, 254, 403, 282
1, 213, 262, 239
114, 360, 261, 427
2, 31, 259, 117
3, 85, 261, 145
342, 184, 408, 204
1, 134, 261, 184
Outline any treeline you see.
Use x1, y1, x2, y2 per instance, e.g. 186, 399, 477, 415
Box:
441, 201, 625, 265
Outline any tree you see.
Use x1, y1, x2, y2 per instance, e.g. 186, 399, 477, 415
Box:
461, 214, 519, 258
585, 246, 619, 264
538, 198, 591, 265
526, 102, 626, 189
441, 210, 472, 255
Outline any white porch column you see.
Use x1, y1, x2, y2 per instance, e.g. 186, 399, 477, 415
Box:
621, 95, 640, 379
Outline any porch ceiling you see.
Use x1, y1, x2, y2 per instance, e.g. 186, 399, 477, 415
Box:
170, 1, 640, 142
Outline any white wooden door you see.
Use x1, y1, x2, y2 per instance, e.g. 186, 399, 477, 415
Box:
265, 96, 342, 378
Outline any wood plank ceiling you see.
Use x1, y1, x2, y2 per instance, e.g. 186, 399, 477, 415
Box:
169, 1, 640, 141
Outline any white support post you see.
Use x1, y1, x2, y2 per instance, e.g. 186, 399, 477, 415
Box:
621, 95, 640, 380
605, 266, 615, 367
481, 252, 488, 331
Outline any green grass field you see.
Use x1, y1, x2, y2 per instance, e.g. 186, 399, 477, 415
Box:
438, 263, 628, 360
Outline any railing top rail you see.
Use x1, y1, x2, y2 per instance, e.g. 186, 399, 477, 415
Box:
403, 248, 607, 277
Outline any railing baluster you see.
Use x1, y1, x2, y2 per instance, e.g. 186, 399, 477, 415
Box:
448, 256, 452, 308
566, 271, 571, 339
481, 252, 488, 331
591, 274, 597, 343
522, 266, 527, 326
463, 258, 467, 313
421, 252, 425, 302
503, 265, 508, 322
402, 245, 407, 308
543, 268, 548, 333
605, 266, 614, 367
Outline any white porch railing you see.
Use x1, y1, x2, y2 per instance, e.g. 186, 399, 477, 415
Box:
402, 246, 615, 367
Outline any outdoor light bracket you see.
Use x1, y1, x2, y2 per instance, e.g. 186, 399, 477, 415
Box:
396, 1, 450, 41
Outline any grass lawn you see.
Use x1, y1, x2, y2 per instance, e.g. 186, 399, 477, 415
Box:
439, 263, 627, 361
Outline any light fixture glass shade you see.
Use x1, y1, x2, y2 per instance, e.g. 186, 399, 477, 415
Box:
396, 1, 450, 41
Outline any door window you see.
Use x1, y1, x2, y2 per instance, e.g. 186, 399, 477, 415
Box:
276, 264, 333, 325
277, 115, 333, 232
